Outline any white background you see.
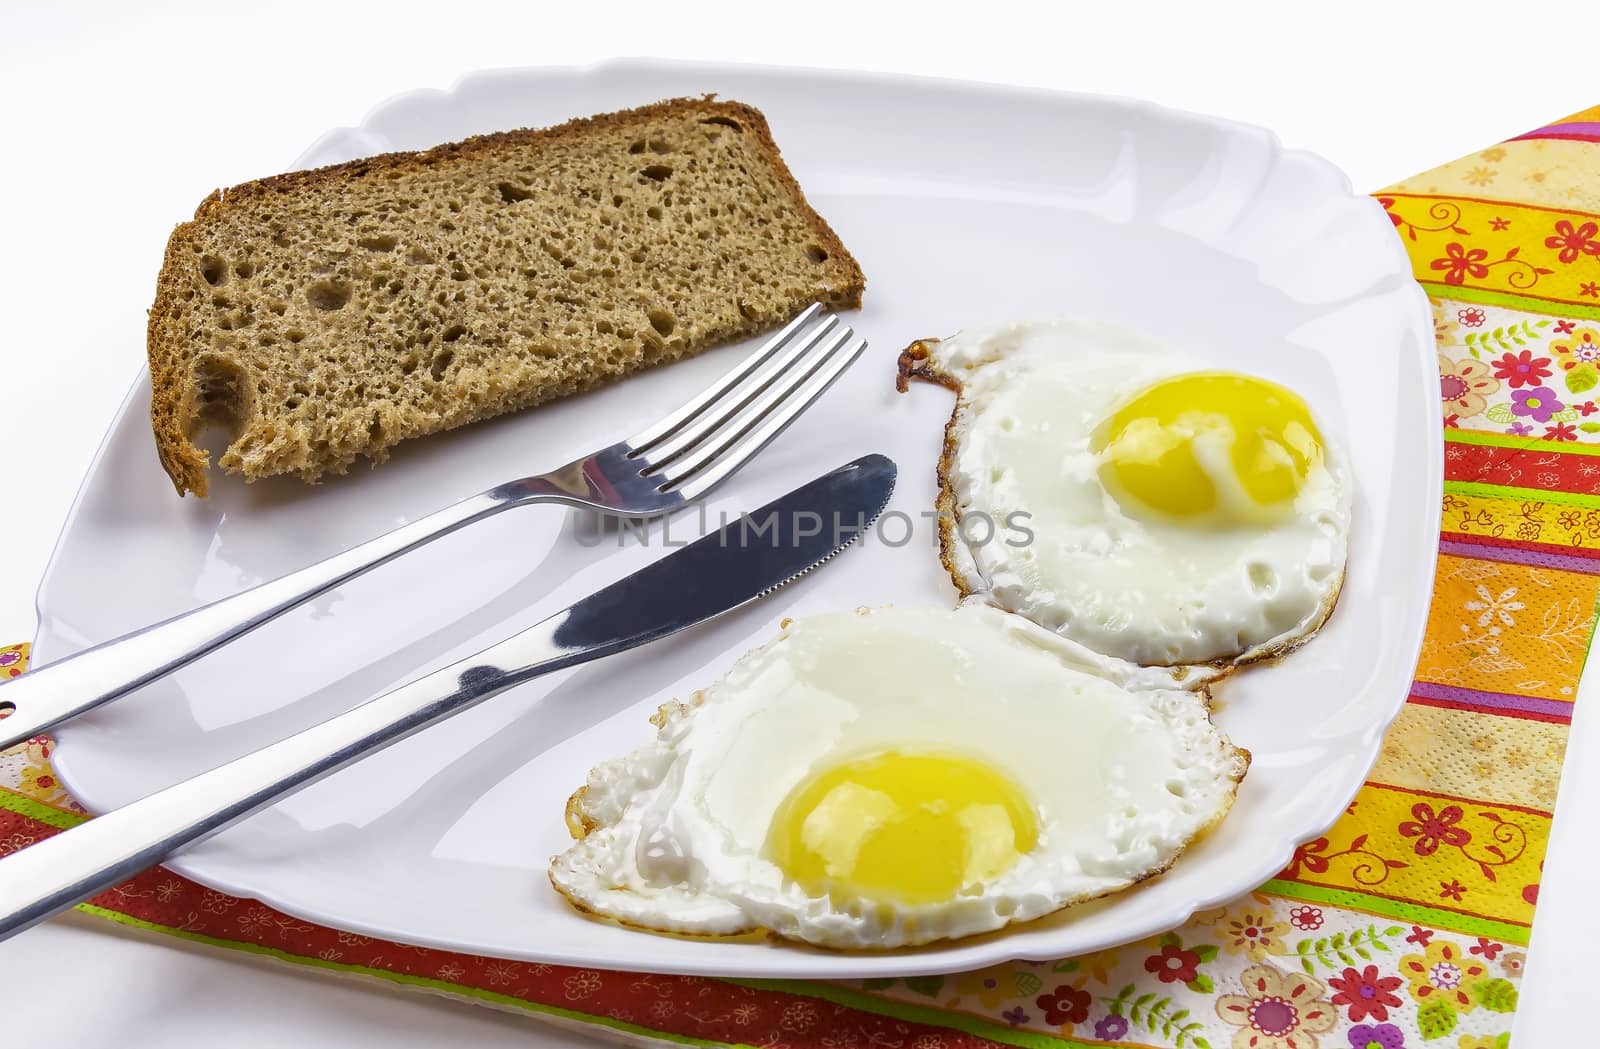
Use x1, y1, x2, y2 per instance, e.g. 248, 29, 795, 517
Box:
2, 1, 1597, 1044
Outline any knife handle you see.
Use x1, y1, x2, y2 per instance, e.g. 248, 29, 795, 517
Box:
0, 490, 509, 751
0, 617, 563, 940
0, 455, 895, 941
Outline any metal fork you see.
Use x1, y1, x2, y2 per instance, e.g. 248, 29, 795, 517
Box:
0, 304, 867, 750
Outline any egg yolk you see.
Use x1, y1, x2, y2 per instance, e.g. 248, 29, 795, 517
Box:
765, 750, 1038, 906
1091, 372, 1324, 526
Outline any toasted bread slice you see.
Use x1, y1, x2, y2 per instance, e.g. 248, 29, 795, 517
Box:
147, 98, 865, 496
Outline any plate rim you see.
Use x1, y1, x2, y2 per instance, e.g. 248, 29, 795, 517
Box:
37, 57, 1442, 977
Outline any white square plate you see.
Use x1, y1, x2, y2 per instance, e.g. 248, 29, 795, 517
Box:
41, 59, 1438, 978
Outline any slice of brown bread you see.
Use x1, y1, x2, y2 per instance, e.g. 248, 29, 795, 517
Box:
147, 97, 865, 497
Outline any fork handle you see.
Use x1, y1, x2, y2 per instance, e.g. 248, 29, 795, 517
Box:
0, 489, 512, 751
0, 619, 562, 939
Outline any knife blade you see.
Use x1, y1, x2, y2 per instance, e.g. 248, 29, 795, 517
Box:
0, 453, 897, 940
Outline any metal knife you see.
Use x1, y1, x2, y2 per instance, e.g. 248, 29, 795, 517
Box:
0, 453, 896, 940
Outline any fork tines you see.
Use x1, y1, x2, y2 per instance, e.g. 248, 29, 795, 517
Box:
625, 304, 869, 500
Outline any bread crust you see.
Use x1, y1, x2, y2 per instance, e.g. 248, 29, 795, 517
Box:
147, 97, 865, 497
148, 218, 216, 496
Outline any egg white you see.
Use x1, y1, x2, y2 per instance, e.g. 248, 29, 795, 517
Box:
904, 317, 1351, 667
548, 604, 1248, 949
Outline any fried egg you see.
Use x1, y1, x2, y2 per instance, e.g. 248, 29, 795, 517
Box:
548, 604, 1248, 949
899, 317, 1350, 667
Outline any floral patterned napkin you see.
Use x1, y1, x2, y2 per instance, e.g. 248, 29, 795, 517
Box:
8, 106, 1600, 1049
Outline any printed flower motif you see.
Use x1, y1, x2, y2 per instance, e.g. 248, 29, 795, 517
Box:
780, 1001, 819, 1032
154, 878, 185, 904
16, 763, 58, 797
1281, 838, 1331, 879
956, 967, 1019, 1009
485, 961, 519, 986
1440, 879, 1467, 901
1489, 216, 1511, 231
1095, 1014, 1130, 1040
1216, 965, 1337, 1049
1546, 421, 1578, 441
1377, 197, 1403, 228
1463, 166, 1496, 187
1438, 355, 1500, 419
0, 831, 35, 857
1468, 937, 1502, 960
1462, 585, 1524, 628
1491, 350, 1553, 387
1035, 983, 1092, 1028
1401, 940, 1488, 1011
1144, 943, 1202, 984
1511, 386, 1564, 423
21, 737, 51, 766
0, 650, 20, 667
1507, 422, 1533, 435
1289, 905, 1324, 931
1222, 911, 1287, 960
1327, 965, 1404, 1022
1406, 926, 1434, 947
1545, 219, 1600, 263
1348, 1023, 1406, 1049
236, 906, 277, 937
199, 890, 236, 914
1552, 326, 1600, 373
1070, 946, 1123, 983
563, 970, 603, 1001
1432, 243, 1489, 285
1001, 1006, 1029, 1026
1582, 282, 1600, 298
1457, 307, 1487, 327
1500, 951, 1525, 975
1400, 805, 1470, 857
